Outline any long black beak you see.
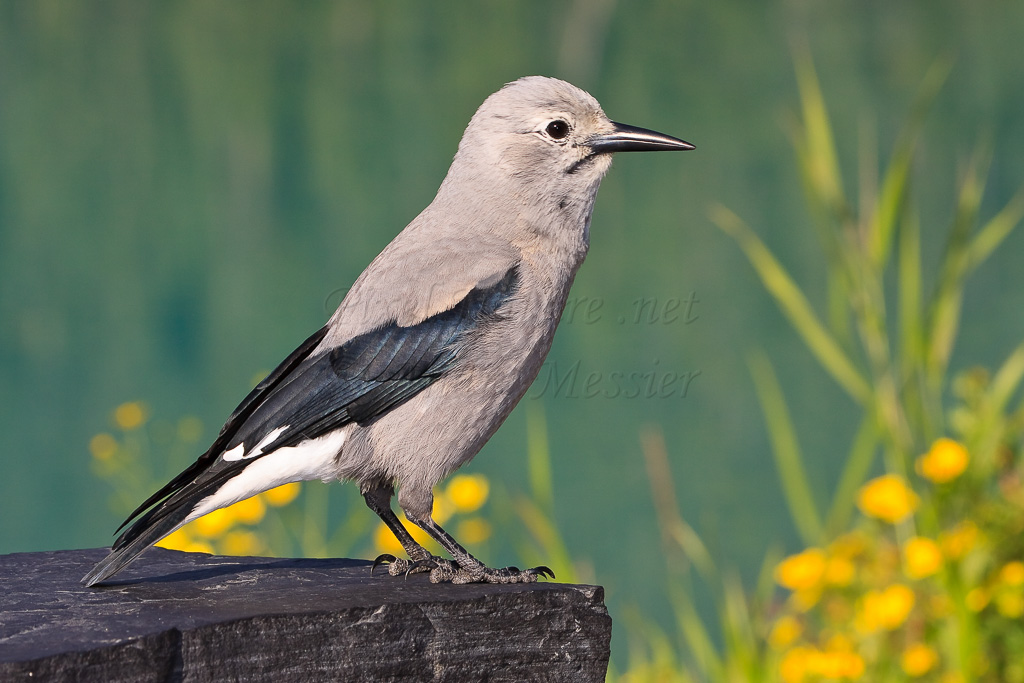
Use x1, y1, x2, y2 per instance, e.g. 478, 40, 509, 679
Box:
589, 121, 695, 153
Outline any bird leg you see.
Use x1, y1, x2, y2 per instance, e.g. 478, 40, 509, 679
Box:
362, 485, 457, 577
407, 515, 554, 585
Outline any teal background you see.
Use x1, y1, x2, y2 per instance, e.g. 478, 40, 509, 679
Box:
1, 0, 1023, 644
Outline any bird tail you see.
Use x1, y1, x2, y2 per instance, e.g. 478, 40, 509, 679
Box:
81, 500, 197, 587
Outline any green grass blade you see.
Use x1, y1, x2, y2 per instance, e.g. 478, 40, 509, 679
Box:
793, 45, 845, 221
670, 584, 726, 681
988, 342, 1024, 415
970, 341, 1024, 474
748, 351, 825, 546
868, 57, 951, 269
721, 571, 763, 681
712, 205, 871, 403
926, 148, 990, 381
825, 416, 877, 535
898, 205, 924, 374
639, 425, 719, 581
512, 496, 578, 584
668, 516, 718, 586
525, 401, 555, 514
966, 186, 1024, 272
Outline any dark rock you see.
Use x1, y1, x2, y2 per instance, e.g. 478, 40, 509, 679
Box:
0, 548, 611, 682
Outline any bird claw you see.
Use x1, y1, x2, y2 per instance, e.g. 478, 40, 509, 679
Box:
371, 553, 397, 575
403, 557, 441, 578
533, 565, 555, 579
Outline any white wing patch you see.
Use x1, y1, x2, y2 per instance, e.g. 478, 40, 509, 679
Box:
181, 426, 349, 527
222, 425, 289, 462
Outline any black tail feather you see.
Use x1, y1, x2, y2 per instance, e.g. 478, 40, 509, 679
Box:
81, 504, 196, 587
83, 464, 246, 586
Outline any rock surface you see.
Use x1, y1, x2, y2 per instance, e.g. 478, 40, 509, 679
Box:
0, 548, 611, 682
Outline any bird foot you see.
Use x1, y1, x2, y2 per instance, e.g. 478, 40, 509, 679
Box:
371, 553, 457, 578
371, 553, 554, 584
429, 562, 555, 585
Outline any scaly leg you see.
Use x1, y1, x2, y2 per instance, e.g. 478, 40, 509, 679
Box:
362, 484, 456, 577
407, 514, 553, 585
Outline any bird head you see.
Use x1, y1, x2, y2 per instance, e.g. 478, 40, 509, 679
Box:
447, 76, 693, 208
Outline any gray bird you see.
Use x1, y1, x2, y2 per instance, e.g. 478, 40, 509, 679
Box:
83, 76, 693, 587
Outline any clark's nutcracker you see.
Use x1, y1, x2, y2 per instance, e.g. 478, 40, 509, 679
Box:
83, 76, 693, 587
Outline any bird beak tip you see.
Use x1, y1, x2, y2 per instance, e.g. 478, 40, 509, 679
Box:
590, 122, 695, 154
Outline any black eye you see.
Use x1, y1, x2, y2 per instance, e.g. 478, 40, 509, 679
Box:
545, 120, 570, 140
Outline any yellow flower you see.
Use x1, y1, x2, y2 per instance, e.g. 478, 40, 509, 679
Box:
221, 530, 263, 556
901, 643, 938, 677
456, 517, 491, 545
916, 438, 969, 484
999, 560, 1024, 586
856, 584, 915, 633
996, 591, 1024, 618
769, 615, 802, 650
825, 556, 856, 586
784, 644, 864, 681
158, 527, 214, 554
810, 650, 865, 680
193, 507, 235, 538
230, 496, 266, 525
446, 474, 490, 513
114, 401, 147, 430
775, 548, 827, 592
157, 527, 193, 551
939, 521, 979, 559
965, 587, 989, 612
780, 646, 813, 683
89, 433, 119, 461
904, 537, 943, 579
262, 482, 301, 506
857, 474, 919, 523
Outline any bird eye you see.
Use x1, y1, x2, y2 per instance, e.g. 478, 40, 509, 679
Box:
545, 120, 570, 140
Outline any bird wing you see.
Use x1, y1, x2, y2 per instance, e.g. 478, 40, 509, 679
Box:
90, 264, 520, 582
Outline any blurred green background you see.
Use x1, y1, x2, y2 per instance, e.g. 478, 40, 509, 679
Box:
1, 0, 1022, 640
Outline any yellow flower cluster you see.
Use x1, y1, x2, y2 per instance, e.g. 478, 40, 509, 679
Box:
764, 421, 1024, 683
772, 544, 934, 681
780, 642, 865, 682
965, 560, 1024, 618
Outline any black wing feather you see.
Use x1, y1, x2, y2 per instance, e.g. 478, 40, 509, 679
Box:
111, 265, 520, 551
